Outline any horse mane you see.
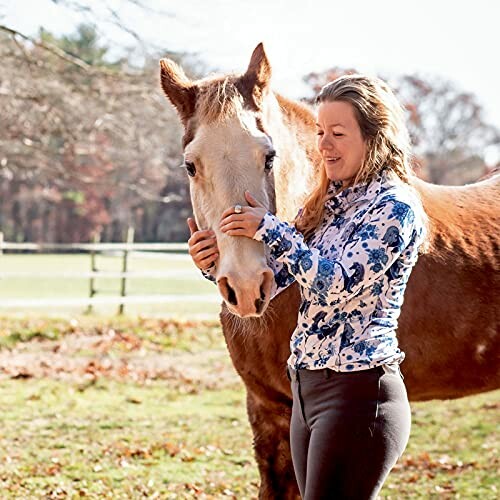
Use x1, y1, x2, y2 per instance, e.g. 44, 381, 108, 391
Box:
275, 94, 316, 129
274, 93, 323, 178
196, 75, 244, 123
478, 165, 500, 182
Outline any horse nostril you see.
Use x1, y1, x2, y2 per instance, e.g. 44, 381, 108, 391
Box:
255, 275, 271, 314
218, 276, 239, 307
227, 283, 237, 306
255, 297, 265, 314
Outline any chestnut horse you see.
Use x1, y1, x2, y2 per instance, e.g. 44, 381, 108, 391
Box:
160, 44, 499, 499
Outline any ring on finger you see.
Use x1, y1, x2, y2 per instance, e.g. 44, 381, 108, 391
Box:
234, 204, 242, 214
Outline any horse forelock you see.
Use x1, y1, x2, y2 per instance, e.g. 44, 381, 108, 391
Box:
195, 75, 246, 124
181, 74, 263, 151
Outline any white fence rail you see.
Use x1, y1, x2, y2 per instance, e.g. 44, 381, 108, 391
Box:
0, 270, 199, 279
0, 295, 221, 308
0, 242, 189, 252
0, 236, 219, 314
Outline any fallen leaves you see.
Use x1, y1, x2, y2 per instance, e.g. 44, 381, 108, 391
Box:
394, 451, 481, 483
0, 316, 222, 352
0, 316, 239, 391
97, 439, 202, 469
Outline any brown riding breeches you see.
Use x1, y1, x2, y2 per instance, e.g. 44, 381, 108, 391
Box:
288, 365, 411, 500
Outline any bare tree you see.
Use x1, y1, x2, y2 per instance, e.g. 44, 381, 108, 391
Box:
0, 22, 194, 243
392, 74, 499, 184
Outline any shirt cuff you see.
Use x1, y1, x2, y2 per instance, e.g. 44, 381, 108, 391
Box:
253, 211, 284, 245
200, 265, 217, 283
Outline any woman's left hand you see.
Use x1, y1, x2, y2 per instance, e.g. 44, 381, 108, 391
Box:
219, 191, 268, 239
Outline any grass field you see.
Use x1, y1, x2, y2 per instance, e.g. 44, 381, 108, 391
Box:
0, 316, 498, 499
0, 253, 220, 317
0, 256, 498, 498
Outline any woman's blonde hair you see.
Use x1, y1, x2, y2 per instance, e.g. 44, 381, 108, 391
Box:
295, 74, 416, 240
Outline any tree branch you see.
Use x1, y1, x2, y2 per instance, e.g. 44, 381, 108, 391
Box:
0, 24, 91, 71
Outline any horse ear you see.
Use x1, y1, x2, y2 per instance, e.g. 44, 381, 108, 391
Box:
159, 58, 197, 125
240, 43, 272, 109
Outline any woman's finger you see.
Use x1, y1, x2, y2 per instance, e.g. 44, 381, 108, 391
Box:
199, 256, 218, 269
187, 217, 199, 236
245, 191, 264, 208
220, 205, 247, 220
190, 237, 217, 255
220, 221, 249, 233
188, 230, 214, 246
219, 214, 246, 227
196, 247, 219, 262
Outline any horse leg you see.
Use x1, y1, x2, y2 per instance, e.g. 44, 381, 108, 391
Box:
246, 390, 300, 500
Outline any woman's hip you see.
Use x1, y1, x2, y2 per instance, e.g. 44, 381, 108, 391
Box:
289, 365, 410, 437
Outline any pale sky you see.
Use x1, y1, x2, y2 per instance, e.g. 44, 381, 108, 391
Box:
3, 0, 500, 147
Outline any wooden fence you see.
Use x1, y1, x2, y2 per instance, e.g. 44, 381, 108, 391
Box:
0, 231, 220, 315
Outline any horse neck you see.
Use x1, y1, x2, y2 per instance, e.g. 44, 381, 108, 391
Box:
263, 93, 321, 222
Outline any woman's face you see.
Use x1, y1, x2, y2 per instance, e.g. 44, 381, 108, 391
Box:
316, 100, 367, 184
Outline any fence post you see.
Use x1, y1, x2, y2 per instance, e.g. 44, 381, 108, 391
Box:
118, 227, 134, 315
86, 233, 100, 314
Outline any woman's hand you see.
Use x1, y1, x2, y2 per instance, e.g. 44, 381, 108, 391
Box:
187, 218, 219, 271
219, 191, 268, 238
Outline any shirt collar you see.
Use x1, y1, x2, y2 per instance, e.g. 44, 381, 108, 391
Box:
325, 167, 392, 213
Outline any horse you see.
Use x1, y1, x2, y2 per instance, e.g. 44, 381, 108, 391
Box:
159, 44, 500, 499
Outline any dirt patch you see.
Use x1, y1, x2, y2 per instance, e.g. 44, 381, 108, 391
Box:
0, 329, 240, 391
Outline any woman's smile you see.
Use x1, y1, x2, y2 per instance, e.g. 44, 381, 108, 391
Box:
324, 156, 342, 164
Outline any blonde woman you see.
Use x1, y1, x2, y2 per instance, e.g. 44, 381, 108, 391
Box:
190, 75, 427, 499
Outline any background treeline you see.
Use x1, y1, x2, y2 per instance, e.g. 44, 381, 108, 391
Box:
1, 23, 498, 243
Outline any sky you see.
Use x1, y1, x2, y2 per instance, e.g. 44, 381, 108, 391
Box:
2, 0, 500, 159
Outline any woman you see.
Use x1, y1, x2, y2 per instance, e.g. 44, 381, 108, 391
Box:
188, 75, 428, 499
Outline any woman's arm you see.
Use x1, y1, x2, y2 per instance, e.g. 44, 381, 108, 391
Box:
252, 195, 423, 303
268, 257, 296, 298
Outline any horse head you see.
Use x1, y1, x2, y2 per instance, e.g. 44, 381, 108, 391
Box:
160, 44, 317, 318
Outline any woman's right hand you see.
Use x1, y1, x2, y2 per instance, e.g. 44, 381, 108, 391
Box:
187, 218, 219, 271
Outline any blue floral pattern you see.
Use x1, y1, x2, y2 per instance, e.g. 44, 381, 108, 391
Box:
252, 168, 427, 372
358, 223, 379, 241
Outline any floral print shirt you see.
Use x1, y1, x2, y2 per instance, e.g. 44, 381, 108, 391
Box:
252, 168, 427, 371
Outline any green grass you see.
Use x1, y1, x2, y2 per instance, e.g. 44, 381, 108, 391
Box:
0, 379, 257, 499
0, 253, 220, 317
0, 316, 498, 499
3, 379, 498, 499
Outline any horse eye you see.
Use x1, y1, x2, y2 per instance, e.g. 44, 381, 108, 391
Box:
185, 161, 196, 177
264, 151, 276, 171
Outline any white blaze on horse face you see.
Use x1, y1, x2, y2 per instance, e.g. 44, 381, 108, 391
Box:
186, 113, 274, 317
